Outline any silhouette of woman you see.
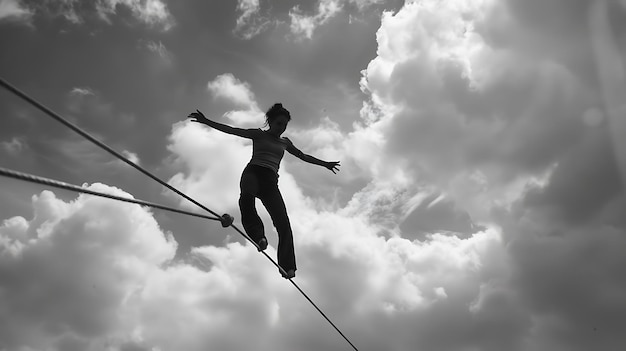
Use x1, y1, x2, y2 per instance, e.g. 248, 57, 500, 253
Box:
188, 103, 340, 279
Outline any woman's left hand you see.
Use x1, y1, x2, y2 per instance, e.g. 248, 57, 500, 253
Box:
325, 161, 341, 174
188, 109, 209, 124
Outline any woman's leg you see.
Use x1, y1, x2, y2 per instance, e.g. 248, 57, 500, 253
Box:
260, 187, 296, 274
239, 171, 266, 246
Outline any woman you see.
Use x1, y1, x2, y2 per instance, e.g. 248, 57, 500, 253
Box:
188, 103, 340, 279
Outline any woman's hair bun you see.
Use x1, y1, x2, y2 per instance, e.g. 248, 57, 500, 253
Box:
265, 102, 291, 123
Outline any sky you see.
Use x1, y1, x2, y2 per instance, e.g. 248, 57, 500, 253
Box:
0, 0, 625, 350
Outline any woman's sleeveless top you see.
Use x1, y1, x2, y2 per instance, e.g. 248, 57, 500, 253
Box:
249, 129, 289, 173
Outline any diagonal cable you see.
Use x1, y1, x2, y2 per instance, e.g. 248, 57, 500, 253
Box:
0, 166, 222, 222
0, 78, 221, 220
0, 77, 360, 351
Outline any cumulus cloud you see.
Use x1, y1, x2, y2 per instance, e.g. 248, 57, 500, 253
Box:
353, 0, 626, 349
0, 185, 177, 350
0, 162, 520, 351
161, 117, 517, 351
0, 185, 292, 351
206, 73, 264, 126
166, 121, 253, 213
164, 0, 624, 349
3, 1, 626, 350
161, 62, 549, 351
357, 0, 608, 223
207, 73, 257, 109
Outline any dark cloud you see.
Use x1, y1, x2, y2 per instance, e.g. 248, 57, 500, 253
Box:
119, 341, 152, 351
503, 213, 626, 351
522, 124, 623, 224
483, 0, 626, 90
504, 109, 626, 351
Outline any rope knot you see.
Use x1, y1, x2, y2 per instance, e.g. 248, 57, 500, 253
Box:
220, 213, 234, 227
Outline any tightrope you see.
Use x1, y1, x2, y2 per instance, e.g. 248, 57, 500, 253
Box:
0, 77, 360, 351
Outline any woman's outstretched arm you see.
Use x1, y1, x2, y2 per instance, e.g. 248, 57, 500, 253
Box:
188, 110, 258, 139
286, 139, 341, 174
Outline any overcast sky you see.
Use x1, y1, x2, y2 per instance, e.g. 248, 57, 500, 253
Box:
1, 0, 625, 350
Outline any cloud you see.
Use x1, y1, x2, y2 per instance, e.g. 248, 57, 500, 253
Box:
0, 0, 32, 22
65, 86, 136, 134
206, 73, 264, 126
231, 0, 389, 40
3, 0, 174, 29
142, 40, 171, 61
96, 0, 174, 30
356, 0, 610, 223
233, 0, 271, 39
0, 185, 177, 350
0, 185, 286, 351
207, 73, 257, 109
3, 1, 625, 350
500, 201, 626, 350
588, 0, 626, 190
0, 168, 519, 351
351, 0, 626, 349
137, 39, 174, 72
121, 150, 140, 165
161, 90, 532, 351
57, 0, 82, 24
345, 0, 386, 10
289, 0, 343, 40
42, 88, 142, 175
521, 127, 622, 224
286, 0, 390, 40
70, 87, 95, 97
1, 137, 26, 156
165, 121, 253, 214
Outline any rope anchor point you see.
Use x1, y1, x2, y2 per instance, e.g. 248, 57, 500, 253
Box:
220, 213, 234, 227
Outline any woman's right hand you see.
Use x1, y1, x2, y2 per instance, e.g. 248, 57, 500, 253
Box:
188, 109, 209, 124
324, 161, 341, 174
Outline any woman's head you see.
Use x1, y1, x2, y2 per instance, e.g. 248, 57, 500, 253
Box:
265, 103, 291, 135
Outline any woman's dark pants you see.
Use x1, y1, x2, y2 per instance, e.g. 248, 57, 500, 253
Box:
239, 164, 296, 273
